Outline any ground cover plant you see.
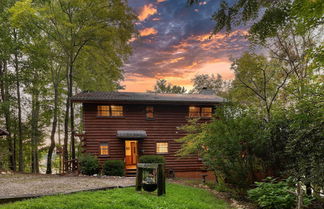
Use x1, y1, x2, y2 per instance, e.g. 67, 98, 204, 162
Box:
0, 183, 232, 209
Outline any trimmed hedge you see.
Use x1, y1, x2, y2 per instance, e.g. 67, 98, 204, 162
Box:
139, 155, 165, 163
79, 154, 99, 175
103, 160, 125, 176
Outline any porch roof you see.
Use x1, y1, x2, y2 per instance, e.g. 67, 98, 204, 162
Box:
117, 130, 147, 139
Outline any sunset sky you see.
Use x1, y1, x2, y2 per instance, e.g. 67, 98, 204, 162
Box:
122, 0, 249, 92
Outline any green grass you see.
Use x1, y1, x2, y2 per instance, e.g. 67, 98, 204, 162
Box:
0, 183, 232, 209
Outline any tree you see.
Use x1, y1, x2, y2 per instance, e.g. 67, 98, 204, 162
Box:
190, 74, 224, 95
177, 104, 271, 196
148, 79, 187, 94
10, 0, 136, 172
229, 53, 291, 122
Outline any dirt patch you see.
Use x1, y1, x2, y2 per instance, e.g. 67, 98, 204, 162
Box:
0, 174, 135, 199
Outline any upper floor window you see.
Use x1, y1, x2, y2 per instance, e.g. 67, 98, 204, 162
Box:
100, 142, 109, 155
111, 105, 123, 116
156, 142, 168, 154
189, 106, 213, 118
98, 105, 110, 117
146, 106, 154, 119
189, 106, 201, 118
201, 107, 212, 118
97, 105, 123, 117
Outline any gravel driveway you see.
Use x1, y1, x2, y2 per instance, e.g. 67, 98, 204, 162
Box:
0, 174, 135, 199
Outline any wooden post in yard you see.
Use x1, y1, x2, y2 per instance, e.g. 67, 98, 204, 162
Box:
136, 167, 142, 191
157, 164, 166, 196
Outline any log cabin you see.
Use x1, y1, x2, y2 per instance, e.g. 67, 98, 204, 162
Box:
71, 91, 224, 179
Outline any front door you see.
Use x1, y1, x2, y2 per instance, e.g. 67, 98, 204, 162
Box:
125, 140, 138, 169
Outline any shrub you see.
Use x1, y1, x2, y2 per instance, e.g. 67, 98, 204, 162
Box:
139, 155, 165, 163
248, 178, 295, 209
103, 160, 125, 176
79, 154, 99, 175
248, 177, 313, 209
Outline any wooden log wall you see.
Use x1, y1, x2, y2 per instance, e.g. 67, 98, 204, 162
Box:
82, 103, 212, 173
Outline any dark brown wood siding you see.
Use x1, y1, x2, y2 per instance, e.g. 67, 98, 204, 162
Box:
82, 103, 213, 172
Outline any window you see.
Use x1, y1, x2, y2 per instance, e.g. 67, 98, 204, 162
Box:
146, 106, 154, 119
201, 107, 212, 118
111, 105, 123, 116
97, 105, 110, 117
189, 106, 201, 117
156, 142, 168, 154
100, 142, 109, 155
97, 105, 123, 117
188, 106, 213, 118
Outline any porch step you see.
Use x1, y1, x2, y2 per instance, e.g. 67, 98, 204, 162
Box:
125, 169, 137, 177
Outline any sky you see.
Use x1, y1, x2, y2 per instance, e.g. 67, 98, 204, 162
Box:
122, 0, 249, 92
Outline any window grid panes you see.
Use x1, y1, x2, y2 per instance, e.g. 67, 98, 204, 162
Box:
201, 107, 212, 118
189, 106, 201, 118
156, 142, 168, 154
146, 106, 154, 119
97, 106, 110, 117
97, 105, 123, 117
100, 143, 109, 155
111, 105, 123, 116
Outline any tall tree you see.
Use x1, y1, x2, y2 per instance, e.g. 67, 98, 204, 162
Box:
10, 0, 136, 172
0, 0, 16, 170
190, 74, 224, 95
148, 79, 187, 94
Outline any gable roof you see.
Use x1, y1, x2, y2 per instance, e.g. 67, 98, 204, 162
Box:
71, 91, 225, 104
0, 128, 9, 136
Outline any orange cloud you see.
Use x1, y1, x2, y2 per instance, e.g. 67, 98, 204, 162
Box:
157, 0, 167, 2
169, 57, 184, 63
138, 4, 157, 21
139, 27, 158, 37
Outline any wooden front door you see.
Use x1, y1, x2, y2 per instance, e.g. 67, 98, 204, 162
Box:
125, 140, 138, 169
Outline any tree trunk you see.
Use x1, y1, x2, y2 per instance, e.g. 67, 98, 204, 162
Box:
13, 39, 24, 172
296, 181, 304, 209
63, 64, 70, 172
46, 84, 58, 174
0, 60, 15, 171
69, 61, 76, 171
31, 88, 40, 173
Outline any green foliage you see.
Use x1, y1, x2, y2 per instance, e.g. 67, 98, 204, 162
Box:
190, 73, 224, 95
139, 155, 165, 163
0, 183, 232, 209
285, 87, 324, 188
103, 160, 125, 176
248, 177, 313, 209
148, 79, 187, 94
178, 104, 271, 196
79, 154, 99, 176
248, 177, 296, 209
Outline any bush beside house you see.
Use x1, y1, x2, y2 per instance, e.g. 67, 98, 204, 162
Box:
139, 155, 165, 163
79, 154, 99, 175
103, 160, 125, 176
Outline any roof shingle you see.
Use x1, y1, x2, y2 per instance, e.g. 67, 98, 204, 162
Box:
71, 91, 224, 104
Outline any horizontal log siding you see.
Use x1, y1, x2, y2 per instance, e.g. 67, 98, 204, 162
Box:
83, 103, 208, 172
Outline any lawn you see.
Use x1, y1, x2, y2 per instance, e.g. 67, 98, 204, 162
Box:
0, 183, 232, 209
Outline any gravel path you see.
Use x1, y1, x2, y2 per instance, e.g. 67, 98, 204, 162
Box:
0, 174, 135, 199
